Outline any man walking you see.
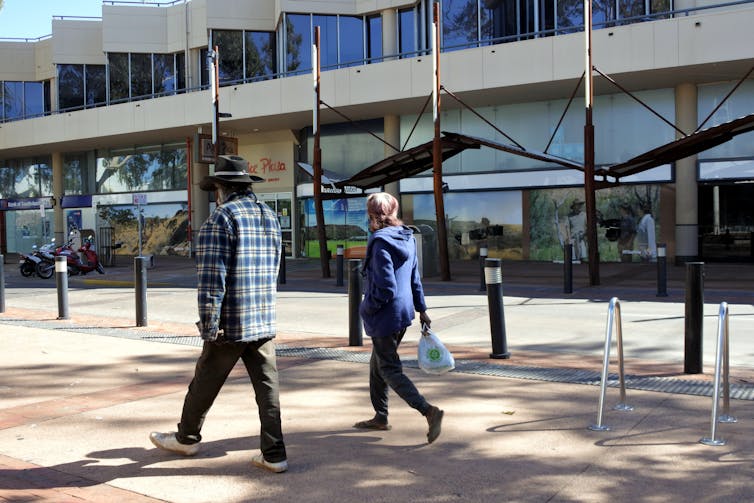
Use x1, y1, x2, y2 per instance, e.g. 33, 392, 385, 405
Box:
149, 155, 288, 473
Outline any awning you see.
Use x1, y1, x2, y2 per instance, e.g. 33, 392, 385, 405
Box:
600, 113, 754, 180
335, 131, 582, 189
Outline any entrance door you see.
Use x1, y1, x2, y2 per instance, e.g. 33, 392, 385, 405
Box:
258, 192, 293, 256
698, 183, 754, 261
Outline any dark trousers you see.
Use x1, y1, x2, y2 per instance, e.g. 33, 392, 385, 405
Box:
176, 338, 286, 463
369, 329, 430, 421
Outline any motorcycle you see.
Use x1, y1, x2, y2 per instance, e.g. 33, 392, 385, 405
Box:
19, 239, 56, 277
35, 235, 105, 279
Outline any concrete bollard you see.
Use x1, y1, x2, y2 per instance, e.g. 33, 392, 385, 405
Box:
485, 258, 510, 359
656, 243, 668, 297
135, 256, 148, 327
479, 246, 488, 291
564, 243, 573, 294
348, 259, 363, 346
336, 244, 344, 287
0, 254, 5, 313
684, 262, 704, 374
55, 256, 69, 320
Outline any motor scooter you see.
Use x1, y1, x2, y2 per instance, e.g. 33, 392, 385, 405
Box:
35, 235, 105, 278
19, 239, 56, 277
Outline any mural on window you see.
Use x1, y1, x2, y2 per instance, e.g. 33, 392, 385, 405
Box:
98, 202, 190, 257
96, 147, 187, 193
299, 197, 368, 258
528, 185, 660, 263
407, 191, 523, 261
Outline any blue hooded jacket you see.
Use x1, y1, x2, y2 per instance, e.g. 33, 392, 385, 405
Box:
360, 225, 427, 338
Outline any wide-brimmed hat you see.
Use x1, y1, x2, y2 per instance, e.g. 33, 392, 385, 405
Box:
199, 155, 265, 191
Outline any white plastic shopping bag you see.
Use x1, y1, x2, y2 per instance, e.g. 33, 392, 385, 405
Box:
418, 324, 455, 374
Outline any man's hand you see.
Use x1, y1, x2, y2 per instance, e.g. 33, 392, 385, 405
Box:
419, 311, 431, 328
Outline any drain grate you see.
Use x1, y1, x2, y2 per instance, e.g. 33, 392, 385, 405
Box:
4, 318, 754, 400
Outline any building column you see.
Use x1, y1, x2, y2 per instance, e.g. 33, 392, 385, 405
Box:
382, 8, 397, 61
52, 151, 65, 244
675, 82, 698, 263
382, 9, 400, 198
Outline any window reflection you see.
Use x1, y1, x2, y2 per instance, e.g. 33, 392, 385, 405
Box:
130, 53, 152, 99
96, 145, 187, 194
443, 0, 478, 50
339, 16, 364, 67
399, 8, 416, 56
85, 65, 106, 106
109, 53, 130, 102
213, 30, 244, 83
285, 14, 311, 74
367, 14, 382, 62
3, 81, 24, 120
245, 32, 276, 80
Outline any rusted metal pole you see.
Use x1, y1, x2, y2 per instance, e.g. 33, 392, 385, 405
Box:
432, 2, 450, 281
584, 0, 600, 286
313, 27, 331, 278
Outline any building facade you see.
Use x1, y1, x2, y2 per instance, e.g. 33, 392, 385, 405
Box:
1, 0, 753, 268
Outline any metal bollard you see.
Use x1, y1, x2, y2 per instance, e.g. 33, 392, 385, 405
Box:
55, 256, 69, 320
278, 243, 286, 285
135, 256, 148, 327
656, 243, 668, 297
0, 254, 5, 313
336, 244, 344, 286
564, 243, 573, 294
485, 258, 510, 359
684, 262, 704, 374
348, 259, 363, 346
479, 246, 488, 291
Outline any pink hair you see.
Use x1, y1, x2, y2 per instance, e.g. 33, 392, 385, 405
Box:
367, 192, 402, 231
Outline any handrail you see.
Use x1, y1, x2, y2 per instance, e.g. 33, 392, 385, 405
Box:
589, 297, 634, 431
700, 302, 737, 446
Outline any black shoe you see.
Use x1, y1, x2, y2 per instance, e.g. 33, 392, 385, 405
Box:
425, 406, 444, 444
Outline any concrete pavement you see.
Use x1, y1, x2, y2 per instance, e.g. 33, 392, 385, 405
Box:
1, 257, 754, 502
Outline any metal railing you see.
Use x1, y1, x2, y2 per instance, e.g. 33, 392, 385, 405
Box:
700, 302, 737, 446
589, 297, 634, 431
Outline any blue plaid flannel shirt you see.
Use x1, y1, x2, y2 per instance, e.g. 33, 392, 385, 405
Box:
196, 189, 281, 342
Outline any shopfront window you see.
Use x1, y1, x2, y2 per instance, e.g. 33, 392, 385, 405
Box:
96, 145, 187, 194
299, 196, 368, 258
0, 158, 52, 198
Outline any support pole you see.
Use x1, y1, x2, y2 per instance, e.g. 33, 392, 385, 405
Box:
478, 245, 488, 291
135, 256, 148, 327
336, 244, 344, 286
279, 243, 286, 285
55, 256, 69, 320
583, 0, 600, 286
485, 258, 510, 359
684, 262, 704, 374
656, 243, 668, 297
564, 243, 573, 294
0, 255, 5, 313
313, 27, 331, 278
348, 259, 363, 346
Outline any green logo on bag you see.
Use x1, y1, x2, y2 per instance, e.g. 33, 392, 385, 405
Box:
427, 348, 442, 362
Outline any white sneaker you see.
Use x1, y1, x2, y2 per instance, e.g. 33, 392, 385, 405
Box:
251, 453, 288, 473
149, 431, 200, 456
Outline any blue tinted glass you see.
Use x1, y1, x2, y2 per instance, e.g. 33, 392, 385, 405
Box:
212, 30, 244, 83
367, 15, 382, 62
58, 64, 84, 110
399, 9, 416, 56
443, 0, 478, 50
313, 15, 338, 69
339, 16, 364, 67
4, 81, 24, 119
286, 14, 312, 74
153, 54, 174, 93
245, 31, 276, 79
24, 82, 44, 118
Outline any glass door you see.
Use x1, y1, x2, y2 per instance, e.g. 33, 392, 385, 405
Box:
258, 192, 293, 256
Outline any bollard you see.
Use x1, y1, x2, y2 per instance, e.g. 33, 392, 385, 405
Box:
336, 244, 344, 286
656, 243, 668, 297
485, 258, 510, 359
55, 256, 69, 320
278, 243, 286, 285
479, 246, 488, 291
0, 254, 5, 313
135, 256, 148, 327
684, 262, 704, 374
564, 243, 573, 294
348, 259, 363, 346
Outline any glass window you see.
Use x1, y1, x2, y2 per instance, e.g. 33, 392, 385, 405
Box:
108, 53, 130, 103
618, 0, 645, 20
285, 14, 312, 74
650, 0, 672, 18
153, 54, 175, 94
557, 0, 583, 33
593, 0, 616, 27
58, 64, 84, 110
339, 16, 364, 67
176, 52, 186, 91
96, 145, 187, 194
367, 14, 382, 62
303, 119, 384, 177
482, 0, 519, 43
212, 30, 244, 83
3, 81, 24, 120
443, 0, 478, 50
313, 15, 338, 69
200, 48, 209, 88
398, 8, 416, 57
130, 53, 152, 98
245, 31, 276, 80
24, 82, 45, 118
64, 152, 91, 194
85, 65, 106, 106
698, 81, 754, 159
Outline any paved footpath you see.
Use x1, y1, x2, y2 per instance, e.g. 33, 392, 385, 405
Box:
1, 258, 754, 502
